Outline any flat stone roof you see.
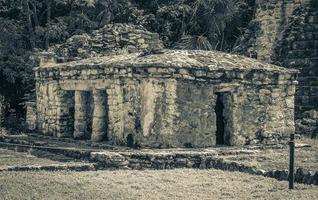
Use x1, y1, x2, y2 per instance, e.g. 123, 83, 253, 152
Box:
36, 50, 298, 74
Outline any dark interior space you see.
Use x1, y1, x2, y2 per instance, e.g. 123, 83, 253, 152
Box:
85, 91, 93, 139
97, 90, 110, 141
103, 91, 110, 141
66, 92, 75, 136
215, 93, 225, 145
127, 134, 134, 147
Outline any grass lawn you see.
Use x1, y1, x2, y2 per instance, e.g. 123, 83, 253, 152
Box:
0, 134, 317, 200
0, 169, 317, 200
0, 149, 89, 169
221, 137, 318, 171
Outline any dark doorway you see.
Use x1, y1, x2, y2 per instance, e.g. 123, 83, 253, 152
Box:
66, 91, 75, 137
215, 93, 225, 145
127, 134, 134, 147
84, 91, 93, 139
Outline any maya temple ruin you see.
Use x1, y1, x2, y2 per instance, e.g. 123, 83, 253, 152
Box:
30, 23, 299, 148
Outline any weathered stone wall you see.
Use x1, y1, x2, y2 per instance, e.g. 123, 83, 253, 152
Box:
234, 0, 301, 61
35, 82, 74, 136
235, 0, 317, 131
237, 84, 295, 144
34, 52, 297, 147
272, 2, 318, 120
175, 80, 217, 147
25, 102, 37, 130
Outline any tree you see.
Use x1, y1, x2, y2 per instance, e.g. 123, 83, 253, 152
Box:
22, 0, 35, 50
45, 0, 51, 49
0, 0, 255, 127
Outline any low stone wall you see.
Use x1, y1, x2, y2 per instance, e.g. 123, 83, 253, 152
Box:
0, 163, 96, 172
0, 140, 317, 185
90, 151, 318, 185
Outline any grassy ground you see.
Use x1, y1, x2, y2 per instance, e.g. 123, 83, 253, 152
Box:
0, 136, 317, 200
221, 137, 318, 171
2, 129, 317, 172
0, 169, 317, 200
0, 149, 87, 168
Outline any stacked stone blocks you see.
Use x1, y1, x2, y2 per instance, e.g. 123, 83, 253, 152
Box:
34, 50, 298, 147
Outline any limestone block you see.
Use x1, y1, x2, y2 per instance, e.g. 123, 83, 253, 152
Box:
195, 70, 207, 77
74, 91, 92, 139
259, 89, 272, 104
207, 72, 224, 79
91, 89, 108, 142
25, 102, 37, 130
285, 96, 294, 109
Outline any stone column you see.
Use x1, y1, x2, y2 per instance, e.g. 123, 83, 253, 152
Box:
25, 102, 37, 130
91, 89, 108, 142
56, 90, 74, 138
73, 91, 90, 139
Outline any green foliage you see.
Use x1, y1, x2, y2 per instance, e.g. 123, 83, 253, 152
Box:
0, 0, 254, 117
123, 0, 254, 50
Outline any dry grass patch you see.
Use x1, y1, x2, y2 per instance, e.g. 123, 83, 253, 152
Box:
222, 137, 318, 171
0, 149, 86, 168
0, 169, 317, 200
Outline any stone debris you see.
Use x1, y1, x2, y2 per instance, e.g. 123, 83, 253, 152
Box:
44, 23, 163, 64
295, 143, 311, 148
38, 49, 298, 74
295, 109, 318, 138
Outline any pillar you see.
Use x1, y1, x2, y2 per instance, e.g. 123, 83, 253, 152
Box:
73, 91, 90, 139
91, 89, 108, 142
56, 90, 74, 138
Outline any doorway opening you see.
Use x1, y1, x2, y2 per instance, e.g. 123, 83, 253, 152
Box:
127, 134, 134, 147
215, 93, 225, 145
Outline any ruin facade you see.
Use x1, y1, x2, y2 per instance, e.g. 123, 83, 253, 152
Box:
235, 0, 318, 137
33, 24, 298, 147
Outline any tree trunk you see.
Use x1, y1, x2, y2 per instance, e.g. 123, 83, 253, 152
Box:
23, 0, 35, 50
30, 1, 39, 27
45, 0, 51, 50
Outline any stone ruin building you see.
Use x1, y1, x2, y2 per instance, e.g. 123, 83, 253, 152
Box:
235, 0, 318, 137
31, 23, 299, 148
